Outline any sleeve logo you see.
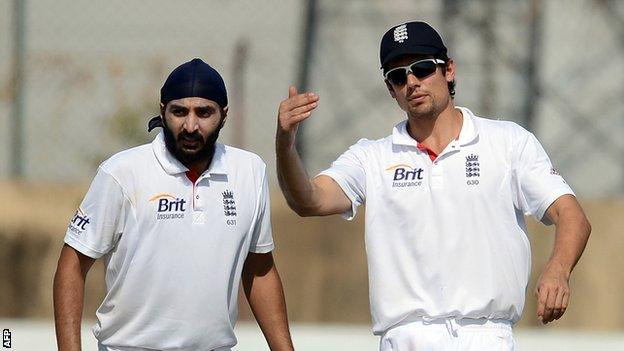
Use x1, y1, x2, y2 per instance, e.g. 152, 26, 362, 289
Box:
550, 166, 567, 184
68, 207, 90, 235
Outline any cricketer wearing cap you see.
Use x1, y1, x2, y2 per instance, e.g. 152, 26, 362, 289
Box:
275, 22, 591, 350
54, 59, 294, 351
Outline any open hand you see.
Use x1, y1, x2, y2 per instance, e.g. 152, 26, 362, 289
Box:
276, 86, 319, 148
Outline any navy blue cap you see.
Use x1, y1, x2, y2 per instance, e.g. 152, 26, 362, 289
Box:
380, 21, 448, 71
149, 58, 228, 132
160, 58, 228, 108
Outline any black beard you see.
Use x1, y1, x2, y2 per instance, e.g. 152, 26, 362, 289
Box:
162, 118, 221, 168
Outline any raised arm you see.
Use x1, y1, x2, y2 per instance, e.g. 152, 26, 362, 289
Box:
534, 194, 591, 324
54, 244, 96, 351
242, 252, 293, 351
276, 86, 351, 216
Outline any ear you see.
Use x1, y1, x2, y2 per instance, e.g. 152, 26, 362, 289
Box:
220, 106, 229, 127
444, 59, 456, 83
385, 79, 397, 99
160, 103, 166, 117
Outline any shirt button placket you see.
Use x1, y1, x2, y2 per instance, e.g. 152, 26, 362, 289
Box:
431, 161, 444, 189
192, 179, 206, 224
195, 193, 203, 209
193, 177, 205, 211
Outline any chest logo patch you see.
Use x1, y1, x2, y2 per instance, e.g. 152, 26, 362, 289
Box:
150, 193, 186, 220
222, 190, 237, 225
386, 163, 424, 188
465, 154, 480, 185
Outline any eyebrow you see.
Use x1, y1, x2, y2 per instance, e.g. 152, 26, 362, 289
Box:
195, 105, 216, 113
168, 103, 188, 110
168, 103, 217, 113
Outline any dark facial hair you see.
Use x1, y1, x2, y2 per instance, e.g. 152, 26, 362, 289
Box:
162, 117, 222, 168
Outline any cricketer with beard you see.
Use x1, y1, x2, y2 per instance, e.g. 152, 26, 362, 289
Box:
53, 59, 294, 351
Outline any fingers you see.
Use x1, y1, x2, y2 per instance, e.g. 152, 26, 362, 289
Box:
280, 91, 319, 113
543, 287, 557, 323
554, 289, 570, 319
278, 87, 319, 132
552, 288, 566, 320
286, 111, 313, 127
561, 290, 570, 317
535, 264, 572, 325
535, 287, 548, 324
536, 284, 570, 324
281, 105, 316, 128
278, 94, 318, 122
290, 101, 318, 116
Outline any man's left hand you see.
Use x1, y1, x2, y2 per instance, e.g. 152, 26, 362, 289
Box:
534, 262, 571, 324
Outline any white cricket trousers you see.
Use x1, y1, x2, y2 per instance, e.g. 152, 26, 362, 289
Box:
98, 343, 231, 351
380, 318, 515, 351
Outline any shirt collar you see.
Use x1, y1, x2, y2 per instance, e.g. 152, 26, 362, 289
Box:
391, 106, 479, 147
207, 143, 228, 175
151, 131, 229, 176
391, 120, 417, 147
455, 106, 479, 146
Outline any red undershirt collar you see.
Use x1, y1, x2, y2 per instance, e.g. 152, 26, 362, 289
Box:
185, 170, 200, 183
416, 143, 438, 162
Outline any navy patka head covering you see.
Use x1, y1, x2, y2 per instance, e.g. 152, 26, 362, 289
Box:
148, 58, 228, 132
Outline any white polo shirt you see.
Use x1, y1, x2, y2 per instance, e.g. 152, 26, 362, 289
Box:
64, 132, 274, 350
319, 107, 573, 335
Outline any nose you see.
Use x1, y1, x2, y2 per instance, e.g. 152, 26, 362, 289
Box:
406, 72, 420, 88
182, 112, 199, 133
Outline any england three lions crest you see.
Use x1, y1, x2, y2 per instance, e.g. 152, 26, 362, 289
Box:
222, 190, 237, 217
465, 154, 480, 185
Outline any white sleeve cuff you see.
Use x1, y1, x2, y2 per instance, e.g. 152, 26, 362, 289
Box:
317, 170, 359, 221
249, 242, 274, 254
534, 190, 575, 225
64, 235, 107, 259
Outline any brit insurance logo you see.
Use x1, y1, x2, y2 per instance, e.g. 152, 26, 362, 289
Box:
68, 207, 90, 235
149, 193, 187, 220
465, 154, 480, 185
386, 163, 424, 188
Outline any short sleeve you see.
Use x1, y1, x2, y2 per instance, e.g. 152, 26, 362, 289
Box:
317, 139, 367, 220
248, 170, 275, 253
513, 131, 574, 224
64, 167, 126, 258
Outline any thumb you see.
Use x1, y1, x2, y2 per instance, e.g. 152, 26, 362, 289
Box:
288, 86, 297, 98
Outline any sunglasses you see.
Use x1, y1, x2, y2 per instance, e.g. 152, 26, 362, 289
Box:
384, 58, 446, 85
